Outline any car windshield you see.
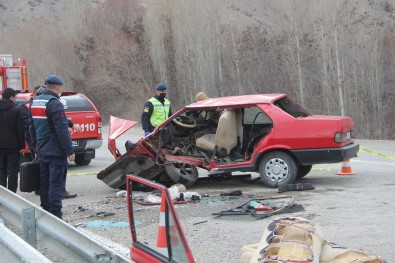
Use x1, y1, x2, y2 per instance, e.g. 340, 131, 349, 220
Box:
60, 94, 94, 112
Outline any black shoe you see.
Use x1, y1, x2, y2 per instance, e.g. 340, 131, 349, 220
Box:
51, 211, 63, 219
62, 190, 77, 199
34, 190, 40, 195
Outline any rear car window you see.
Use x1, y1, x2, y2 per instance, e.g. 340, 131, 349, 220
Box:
274, 96, 310, 118
60, 94, 95, 112
244, 107, 272, 125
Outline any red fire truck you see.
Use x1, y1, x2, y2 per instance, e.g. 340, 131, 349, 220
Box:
0, 54, 28, 91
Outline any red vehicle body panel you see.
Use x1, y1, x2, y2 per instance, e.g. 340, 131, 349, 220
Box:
108, 115, 138, 159
256, 106, 355, 150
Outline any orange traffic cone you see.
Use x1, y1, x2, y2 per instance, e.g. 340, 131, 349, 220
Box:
156, 194, 169, 255
336, 160, 357, 176
156, 193, 189, 261
156, 194, 179, 256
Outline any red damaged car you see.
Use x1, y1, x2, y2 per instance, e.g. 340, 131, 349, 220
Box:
97, 94, 359, 188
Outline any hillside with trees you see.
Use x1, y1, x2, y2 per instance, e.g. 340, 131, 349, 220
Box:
1, 0, 394, 139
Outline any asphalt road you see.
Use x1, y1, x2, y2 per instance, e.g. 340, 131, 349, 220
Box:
18, 125, 395, 262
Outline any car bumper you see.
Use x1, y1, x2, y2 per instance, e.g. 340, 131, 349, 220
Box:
97, 154, 161, 189
72, 139, 102, 159
72, 139, 102, 151
290, 143, 360, 165
85, 139, 103, 149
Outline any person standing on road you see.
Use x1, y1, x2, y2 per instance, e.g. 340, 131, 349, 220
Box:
29, 86, 78, 199
30, 75, 75, 219
141, 83, 172, 137
0, 88, 25, 193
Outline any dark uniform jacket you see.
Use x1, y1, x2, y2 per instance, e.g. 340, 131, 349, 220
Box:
30, 90, 73, 157
0, 98, 25, 151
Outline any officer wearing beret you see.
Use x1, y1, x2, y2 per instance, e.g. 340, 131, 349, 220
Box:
141, 83, 173, 137
29, 85, 78, 199
30, 75, 75, 219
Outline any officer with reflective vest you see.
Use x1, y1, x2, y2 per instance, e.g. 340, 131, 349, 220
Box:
141, 83, 172, 137
30, 75, 75, 219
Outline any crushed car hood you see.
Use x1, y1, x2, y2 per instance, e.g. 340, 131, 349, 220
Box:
108, 115, 138, 159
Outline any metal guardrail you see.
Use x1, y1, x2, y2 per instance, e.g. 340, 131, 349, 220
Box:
0, 186, 131, 263
0, 219, 52, 263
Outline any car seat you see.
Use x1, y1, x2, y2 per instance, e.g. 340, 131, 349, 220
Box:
196, 109, 238, 156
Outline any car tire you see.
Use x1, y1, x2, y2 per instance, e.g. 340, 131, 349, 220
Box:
297, 164, 312, 179
165, 163, 199, 187
74, 154, 91, 166
259, 151, 297, 188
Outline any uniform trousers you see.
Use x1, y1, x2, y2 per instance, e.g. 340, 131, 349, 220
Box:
39, 155, 67, 214
0, 150, 20, 193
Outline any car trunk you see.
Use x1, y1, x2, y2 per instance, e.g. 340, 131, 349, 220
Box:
269, 115, 356, 149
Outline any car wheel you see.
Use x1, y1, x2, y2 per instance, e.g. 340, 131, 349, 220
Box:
74, 154, 91, 166
165, 163, 198, 187
297, 164, 312, 179
259, 151, 297, 188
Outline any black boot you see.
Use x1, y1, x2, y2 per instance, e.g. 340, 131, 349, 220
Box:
51, 211, 63, 219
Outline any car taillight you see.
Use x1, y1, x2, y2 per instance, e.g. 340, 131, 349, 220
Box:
98, 122, 102, 133
334, 131, 352, 143
97, 114, 102, 138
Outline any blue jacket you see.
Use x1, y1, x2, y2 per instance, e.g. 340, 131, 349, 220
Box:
30, 90, 73, 157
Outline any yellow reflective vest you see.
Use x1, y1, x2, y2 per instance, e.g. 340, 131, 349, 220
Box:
148, 97, 171, 127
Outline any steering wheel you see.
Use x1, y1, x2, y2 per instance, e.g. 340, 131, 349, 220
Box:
172, 115, 197, 129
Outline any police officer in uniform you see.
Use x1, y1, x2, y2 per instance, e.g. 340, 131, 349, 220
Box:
141, 83, 172, 137
30, 75, 75, 219
29, 86, 77, 199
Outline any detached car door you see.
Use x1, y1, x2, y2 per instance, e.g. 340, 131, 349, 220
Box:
126, 175, 195, 263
